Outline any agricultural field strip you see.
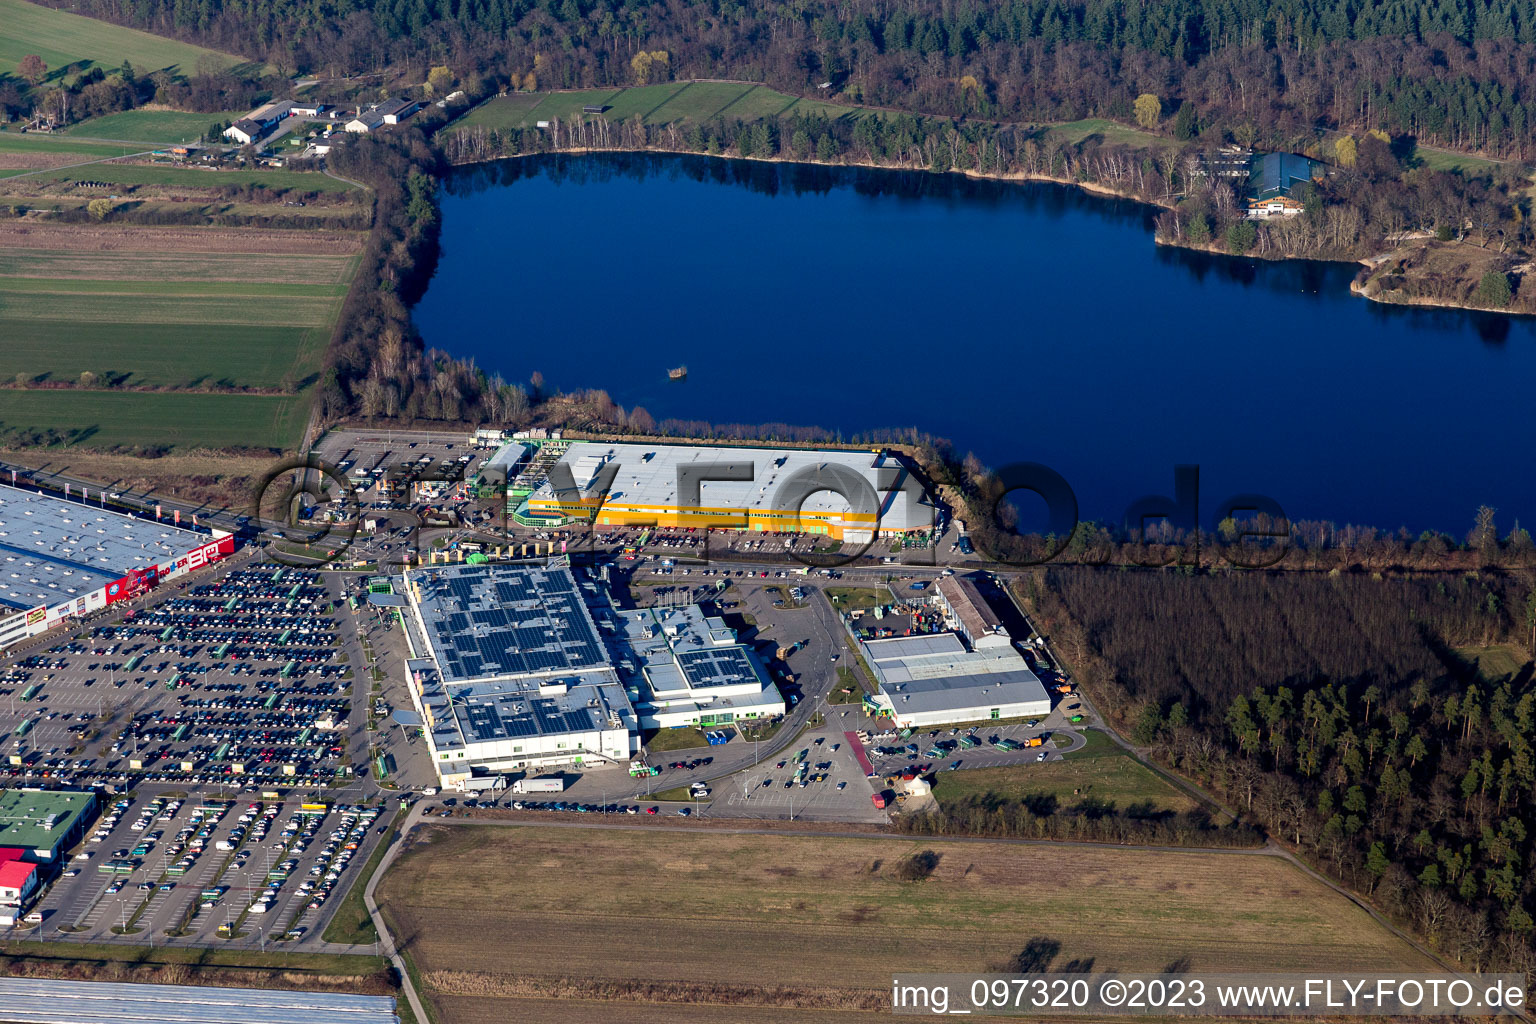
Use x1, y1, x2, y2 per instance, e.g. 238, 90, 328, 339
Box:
0, 289, 337, 326
8, 162, 357, 191
0, 277, 345, 297
0, 389, 310, 449
0, 248, 358, 283
0, 135, 145, 158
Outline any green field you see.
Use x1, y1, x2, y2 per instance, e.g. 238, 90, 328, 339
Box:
0, 271, 345, 389
63, 109, 246, 144
1412, 144, 1502, 174
1456, 642, 1531, 682
13, 161, 356, 191
0, 0, 260, 81
1042, 117, 1170, 149
0, 133, 143, 159
0, 389, 311, 448
0, 236, 357, 451
454, 82, 858, 132
930, 743, 1199, 813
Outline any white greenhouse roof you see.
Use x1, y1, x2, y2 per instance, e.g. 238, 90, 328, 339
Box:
0, 978, 396, 1024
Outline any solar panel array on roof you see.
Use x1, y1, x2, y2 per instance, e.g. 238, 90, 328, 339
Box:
677, 647, 760, 689
0, 978, 397, 1024
412, 564, 607, 683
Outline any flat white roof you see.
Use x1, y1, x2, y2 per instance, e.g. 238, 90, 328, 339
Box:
0, 485, 211, 611
533, 441, 934, 530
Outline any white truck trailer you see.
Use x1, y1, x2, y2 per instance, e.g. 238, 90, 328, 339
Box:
511, 776, 565, 794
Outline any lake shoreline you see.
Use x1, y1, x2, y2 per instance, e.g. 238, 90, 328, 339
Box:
447, 145, 1518, 319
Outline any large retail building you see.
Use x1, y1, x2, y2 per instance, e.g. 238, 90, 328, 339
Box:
400, 562, 782, 785
517, 441, 938, 542
0, 485, 233, 650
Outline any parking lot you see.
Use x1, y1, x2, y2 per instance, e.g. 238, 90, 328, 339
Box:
26, 792, 389, 948
0, 565, 355, 793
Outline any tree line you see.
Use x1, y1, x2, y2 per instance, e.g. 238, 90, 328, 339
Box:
32, 0, 1536, 158
0, 57, 278, 125
898, 792, 1265, 847
1025, 566, 1536, 975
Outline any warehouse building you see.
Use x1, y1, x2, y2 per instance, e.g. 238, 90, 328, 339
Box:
862, 633, 1051, 728
401, 563, 639, 785
0, 485, 235, 650
933, 574, 1013, 650
605, 604, 785, 729
518, 441, 938, 542
0, 788, 97, 861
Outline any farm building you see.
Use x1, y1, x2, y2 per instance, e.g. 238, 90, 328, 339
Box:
345, 98, 419, 133
221, 118, 266, 145
519, 441, 939, 542
0, 485, 234, 650
0, 789, 97, 861
862, 633, 1050, 728
345, 112, 384, 133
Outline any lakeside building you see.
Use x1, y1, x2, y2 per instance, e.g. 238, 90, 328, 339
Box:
0, 789, 97, 861
517, 441, 938, 542
0, 485, 234, 651
1246, 152, 1324, 219
862, 633, 1050, 728
399, 562, 783, 785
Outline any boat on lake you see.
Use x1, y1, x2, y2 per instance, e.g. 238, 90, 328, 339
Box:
667, 366, 687, 380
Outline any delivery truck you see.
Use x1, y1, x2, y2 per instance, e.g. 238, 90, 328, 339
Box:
511, 776, 565, 794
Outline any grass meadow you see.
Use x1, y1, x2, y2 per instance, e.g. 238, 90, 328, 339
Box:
454, 82, 858, 133
0, 0, 259, 80
929, 747, 1199, 813
379, 823, 1434, 1022
12, 161, 356, 191
62, 109, 247, 145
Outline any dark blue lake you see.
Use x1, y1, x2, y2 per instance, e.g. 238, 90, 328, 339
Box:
416, 152, 1536, 535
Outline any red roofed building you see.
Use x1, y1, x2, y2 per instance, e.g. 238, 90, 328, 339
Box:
0, 858, 37, 903
0, 847, 23, 864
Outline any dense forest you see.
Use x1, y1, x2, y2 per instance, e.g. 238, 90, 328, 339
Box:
36, 0, 1536, 157
1026, 567, 1536, 974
